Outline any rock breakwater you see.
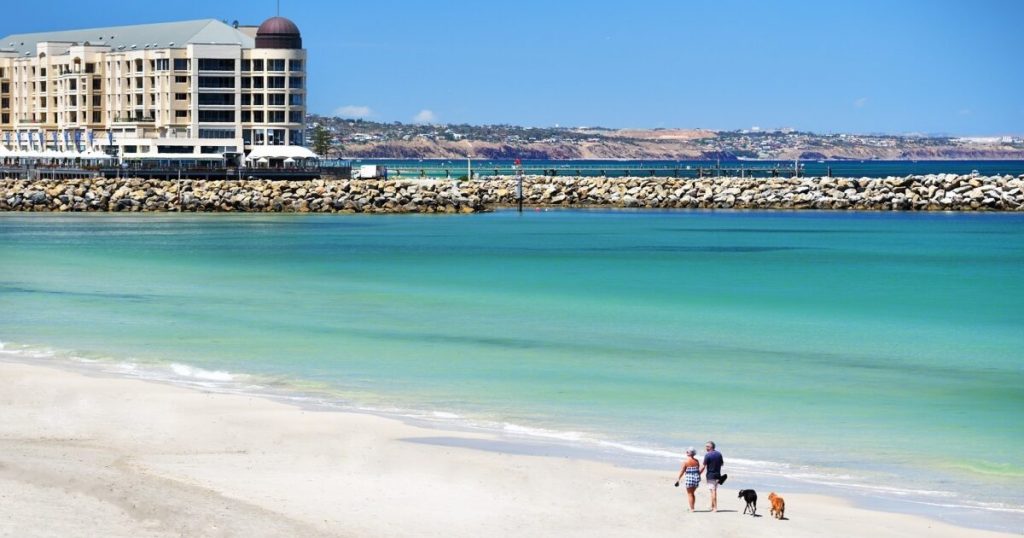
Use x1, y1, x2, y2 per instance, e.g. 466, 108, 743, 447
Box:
467, 174, 1024, 211
2, 174, 1022, 212
0, 178, 485, 213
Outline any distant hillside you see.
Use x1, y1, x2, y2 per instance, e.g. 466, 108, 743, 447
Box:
309, 116, 1024, 160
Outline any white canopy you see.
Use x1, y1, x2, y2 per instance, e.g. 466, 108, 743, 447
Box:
80, 149, 114, 160
245, 145, 318, 161
283, 157, 296, 163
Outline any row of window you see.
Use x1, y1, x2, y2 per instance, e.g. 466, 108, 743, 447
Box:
2, 111, 104, 124
194, 110, 304, 124
243, 128, 304, 146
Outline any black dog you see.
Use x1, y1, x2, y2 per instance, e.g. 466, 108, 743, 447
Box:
738, 489, 757, 516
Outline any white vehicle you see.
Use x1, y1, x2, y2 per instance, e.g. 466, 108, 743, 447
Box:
356, 165, 387, 179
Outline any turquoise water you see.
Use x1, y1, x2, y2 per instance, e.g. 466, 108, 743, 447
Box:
336, 158, 1024, 178
1, 211, 1022, 529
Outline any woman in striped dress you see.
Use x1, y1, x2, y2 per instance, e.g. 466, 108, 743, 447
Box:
675, 447, 701, 511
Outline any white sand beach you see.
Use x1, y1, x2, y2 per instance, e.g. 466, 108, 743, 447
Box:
0, 360, 1010, 538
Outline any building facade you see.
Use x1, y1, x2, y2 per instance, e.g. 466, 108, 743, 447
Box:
0, 17, 313, 166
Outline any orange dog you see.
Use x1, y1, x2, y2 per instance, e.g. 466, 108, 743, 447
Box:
768, 492, 786, 520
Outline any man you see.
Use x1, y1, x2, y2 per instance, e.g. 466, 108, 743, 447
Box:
700, 441, 724, 512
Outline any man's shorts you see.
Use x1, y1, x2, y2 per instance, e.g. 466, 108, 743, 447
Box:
706, 479, 719, 491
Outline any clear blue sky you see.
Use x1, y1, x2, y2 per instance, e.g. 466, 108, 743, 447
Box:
3, 0, 1022, 134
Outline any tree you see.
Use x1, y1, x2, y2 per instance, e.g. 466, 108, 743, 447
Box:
311, 125, 333, 157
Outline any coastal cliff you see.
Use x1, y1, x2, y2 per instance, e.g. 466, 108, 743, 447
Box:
2, 174, 1023, 213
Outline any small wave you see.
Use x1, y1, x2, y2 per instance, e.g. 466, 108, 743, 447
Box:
502, 422, 587, 442
168, 363, 234, 382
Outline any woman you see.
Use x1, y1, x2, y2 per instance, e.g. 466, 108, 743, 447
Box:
674, 447, 701, 511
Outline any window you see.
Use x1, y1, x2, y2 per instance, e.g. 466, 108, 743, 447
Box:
197, 76, 235, 89
85, 63, 96, 73
175, 93, 187, 101
173, 59, 189, 71
288, 76, 303, 89
70, 95, 77, 106
289, 129, 303, 146
199, 128, 235, 139
39, 81, 46, 91
288, 59, 303, 71
289, 111, 303, 123
175, 75, 188, 84
252, 77, 264, 89
267, 93, 285, 106
197, 93, 235, 105
92, 95, 101, 106
135, 94, 143, 105
241, 77, 251, 89
1, 98, 8, 108
201, 145, 234, 154
123, 145, 138, 153
175, 110, 188, 118
155, 59, 170, 71
197, 110, 235, 123
252, 94, 264, 106
252, 111, 264, 123
157, 145, 194, 154
1, 82, 8, 93
3, 113, 11, 123
40, 67, 46, 76
92, 111, 101, 123
269, 111, 285, 123
241, 94, 251, 106
69, 79, 77, 90
267, 59, 285, 71
241, 60, 251, 72
242, 129, 252, 144
269, 129, 285, 145
241, 111, 251, 122
288, 94, 303, 106
267, 76, 285, 89
92, 78, 101, 90
197, 58, 235, 71
251, 59, 264, 71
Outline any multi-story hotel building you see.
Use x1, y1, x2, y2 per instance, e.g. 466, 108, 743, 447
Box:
0, 17, 314, 166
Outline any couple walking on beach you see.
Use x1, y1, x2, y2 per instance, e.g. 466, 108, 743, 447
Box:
674, 441, 725, 512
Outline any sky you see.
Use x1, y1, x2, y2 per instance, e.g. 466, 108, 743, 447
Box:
2, 0, 1022, 134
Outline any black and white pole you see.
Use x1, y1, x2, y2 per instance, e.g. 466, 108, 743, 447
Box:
516, 167, 524, 213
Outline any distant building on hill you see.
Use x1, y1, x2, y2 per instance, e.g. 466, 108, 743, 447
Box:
0, 16, 315, 167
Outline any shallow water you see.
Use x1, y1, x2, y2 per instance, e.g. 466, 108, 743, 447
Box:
1, 210, 1022, 530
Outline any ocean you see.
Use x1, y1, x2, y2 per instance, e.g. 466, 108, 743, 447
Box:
336, 159, 1024, 179
1, 210, 1022, 531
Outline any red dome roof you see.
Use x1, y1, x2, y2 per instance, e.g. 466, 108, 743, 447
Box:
257, 16, 300, 36
255, 17, 302, 49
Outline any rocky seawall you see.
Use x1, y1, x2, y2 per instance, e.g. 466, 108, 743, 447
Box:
2, 174, 1023, 212
0, 178, 486, 213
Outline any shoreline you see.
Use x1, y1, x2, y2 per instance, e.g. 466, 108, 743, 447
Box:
0, 351, 1018, 537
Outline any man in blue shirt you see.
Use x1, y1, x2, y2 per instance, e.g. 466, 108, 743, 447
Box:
700, 441, 724, 512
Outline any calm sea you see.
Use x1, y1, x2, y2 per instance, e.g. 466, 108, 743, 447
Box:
339, 159, 1024, 178
1, 211, 1022, 531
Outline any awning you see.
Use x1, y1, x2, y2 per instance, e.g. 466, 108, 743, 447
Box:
245, 145, 318, 161
80, 149, 114, 160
